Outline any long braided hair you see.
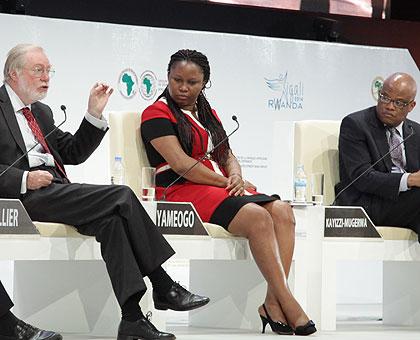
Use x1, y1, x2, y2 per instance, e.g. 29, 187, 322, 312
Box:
156, 49, 230, 166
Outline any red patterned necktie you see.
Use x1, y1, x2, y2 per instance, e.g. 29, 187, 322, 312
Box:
21, 107, 68, 179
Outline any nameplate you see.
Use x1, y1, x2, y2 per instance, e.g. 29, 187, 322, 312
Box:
0, 199, 39, 235
324, 206, 381, 238
156, 202, 208, 236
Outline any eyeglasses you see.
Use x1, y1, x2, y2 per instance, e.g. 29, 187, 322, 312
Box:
26, 66, 55, 78
378, 92, 413, 109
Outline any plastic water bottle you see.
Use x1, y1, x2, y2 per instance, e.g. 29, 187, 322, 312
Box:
111, 156, 125, 185
294, 164, 307, 202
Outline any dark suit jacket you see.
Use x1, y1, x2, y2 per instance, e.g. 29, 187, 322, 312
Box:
337, 106, 420, 222
0, 85, 107, 199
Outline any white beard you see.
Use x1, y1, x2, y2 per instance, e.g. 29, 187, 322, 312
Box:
17, 77, 48, 104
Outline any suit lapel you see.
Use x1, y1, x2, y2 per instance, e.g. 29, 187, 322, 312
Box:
367, 107, 393, 172
403, 121, 418, 172
0, 85, 26, 155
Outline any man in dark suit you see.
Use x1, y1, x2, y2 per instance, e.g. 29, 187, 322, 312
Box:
337, 72, 420, 234
0, 44, 208, 340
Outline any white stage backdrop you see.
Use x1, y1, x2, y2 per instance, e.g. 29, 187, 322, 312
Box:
1, 13, 419, 197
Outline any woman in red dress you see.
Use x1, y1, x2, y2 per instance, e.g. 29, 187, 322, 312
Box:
141, 49, 316, 336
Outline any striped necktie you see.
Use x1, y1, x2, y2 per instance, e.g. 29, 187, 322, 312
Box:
387, 127, 405, 170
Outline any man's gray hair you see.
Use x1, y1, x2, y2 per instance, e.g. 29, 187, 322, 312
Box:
3, 44, 44, 83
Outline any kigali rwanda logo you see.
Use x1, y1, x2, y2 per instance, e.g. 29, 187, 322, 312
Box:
265, 72, 304, 110
139, 70, 158, 100
118, 68, 138, 99
371, 76, 384, 102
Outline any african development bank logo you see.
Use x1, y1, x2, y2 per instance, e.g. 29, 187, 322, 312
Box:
139, 70, 157, 100
371, 76, 384, 102
118, 68, 166, 101
265, 72, 304, 110
118, 69, 138, 99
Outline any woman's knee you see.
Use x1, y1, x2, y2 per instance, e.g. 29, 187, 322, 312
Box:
229, 204, 274, 238
271, 201, 296, 229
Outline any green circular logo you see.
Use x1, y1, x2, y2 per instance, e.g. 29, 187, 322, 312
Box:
118, 68, 138, 99
139, 70, 158, 100
371, 76, 384, 102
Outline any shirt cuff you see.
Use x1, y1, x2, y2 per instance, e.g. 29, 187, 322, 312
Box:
46, 153, 55, 167
85, 112, 108, 131
399, 173, 410, 192
21, 171, 28, 194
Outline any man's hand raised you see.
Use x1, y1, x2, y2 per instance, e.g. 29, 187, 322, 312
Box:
87, 82, 114, 118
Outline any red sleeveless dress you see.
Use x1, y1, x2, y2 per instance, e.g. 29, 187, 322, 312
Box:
141, 99, 277, 229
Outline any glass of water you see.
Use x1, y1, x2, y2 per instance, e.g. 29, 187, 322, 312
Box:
141, 167, 156, 201
311, 172, 324, 205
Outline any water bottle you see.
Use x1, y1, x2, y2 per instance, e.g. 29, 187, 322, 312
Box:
294, 164, 307, 202
111, 156, 125, 185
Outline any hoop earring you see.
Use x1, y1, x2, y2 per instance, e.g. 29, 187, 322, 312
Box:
205, 80, 212, 89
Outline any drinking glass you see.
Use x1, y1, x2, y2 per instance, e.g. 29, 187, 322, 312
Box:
311, 172, 324, 205
141, 167, 156, 201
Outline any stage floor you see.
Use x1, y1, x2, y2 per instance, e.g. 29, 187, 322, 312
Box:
63, 321, 420, 339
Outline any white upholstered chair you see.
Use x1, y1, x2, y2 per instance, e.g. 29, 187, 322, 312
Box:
293, 120, 417, 240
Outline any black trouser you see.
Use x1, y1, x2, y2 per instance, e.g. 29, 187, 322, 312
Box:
373, 187, 420, 235
21, 182, 175, 307
0, 281, 13, 317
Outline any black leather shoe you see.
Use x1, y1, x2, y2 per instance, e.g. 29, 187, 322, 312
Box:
153, 282, 210, 312
117, 313, 175, 340
1, 319, 63, 340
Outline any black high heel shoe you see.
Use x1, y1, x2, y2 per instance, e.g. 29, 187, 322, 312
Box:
259, 304, 294, 335
294, 320, 317, 336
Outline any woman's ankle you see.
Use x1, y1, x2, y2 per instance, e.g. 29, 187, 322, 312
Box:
258, 302, 287, 323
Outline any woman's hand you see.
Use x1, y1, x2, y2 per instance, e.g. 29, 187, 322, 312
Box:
244, 180, 257, 191
226, 173, 245, 196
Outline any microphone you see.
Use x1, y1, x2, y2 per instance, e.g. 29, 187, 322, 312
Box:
0, 105, 68, 179
332, 125, 415, 206
162, 115, 240, 201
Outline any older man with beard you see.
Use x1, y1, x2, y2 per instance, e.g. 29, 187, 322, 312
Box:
0, 44, 209, 340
